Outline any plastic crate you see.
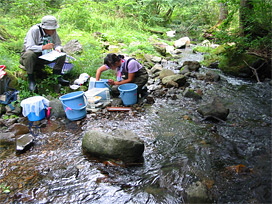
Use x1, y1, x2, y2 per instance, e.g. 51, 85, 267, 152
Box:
48, 62, 74, 74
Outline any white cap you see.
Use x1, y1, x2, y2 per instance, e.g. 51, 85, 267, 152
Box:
41, 16, 59, 30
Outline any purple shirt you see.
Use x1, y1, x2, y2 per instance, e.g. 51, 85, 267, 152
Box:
106, 58, 142, 74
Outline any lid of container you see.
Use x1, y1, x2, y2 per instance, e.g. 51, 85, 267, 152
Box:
85, 88, 109, 97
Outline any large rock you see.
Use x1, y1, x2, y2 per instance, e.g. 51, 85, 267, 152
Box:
82, 129, 144, 163
153, 42, 169, 56
159, 69, 175, 79
174, 37, 190, 49
143, 54, 155, 68
63, 39, 83, 55
150, 64, 163, 78
182, 61, 201, 72
183, 88, 202, 101
162, 74, 187, 87
150, 64, 163, 74
49, 99, 66, 118
197, 97, 229, 121
205, 70, 220, 82
151, 56, 162, 63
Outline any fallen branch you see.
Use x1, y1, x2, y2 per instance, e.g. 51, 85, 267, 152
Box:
246, 51, 271, 61
243, 60, 265, 82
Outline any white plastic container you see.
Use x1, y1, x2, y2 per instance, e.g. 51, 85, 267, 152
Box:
88, 77, 96, 90
85, 88, 109, 101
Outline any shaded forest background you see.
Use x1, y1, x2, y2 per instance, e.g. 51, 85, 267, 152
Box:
0, 0, 271, 98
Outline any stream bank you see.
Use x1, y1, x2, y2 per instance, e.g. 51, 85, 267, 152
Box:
0, 47, 271, 203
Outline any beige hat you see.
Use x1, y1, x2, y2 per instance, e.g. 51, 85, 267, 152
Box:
41, 15, 59, 30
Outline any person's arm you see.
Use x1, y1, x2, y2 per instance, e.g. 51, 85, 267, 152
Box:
96, 65, 108, 81
52, 32, 62, 52
24, 26, 43, 52
113, 73, 135, 85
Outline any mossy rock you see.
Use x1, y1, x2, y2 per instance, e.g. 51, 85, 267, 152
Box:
201, 43, 260, 78
193, 46, 214, 54
202, 54, 220, 67
4, 69, 20, 90
218, 53, 259, 77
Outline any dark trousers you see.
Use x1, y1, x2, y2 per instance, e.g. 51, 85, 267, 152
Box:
20, 50, 65, 74
111, 67, 149, 95
124, 67, 148, 93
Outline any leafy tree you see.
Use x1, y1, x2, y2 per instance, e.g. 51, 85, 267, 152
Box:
58, 0, 93, 31
3, 0, 63, 28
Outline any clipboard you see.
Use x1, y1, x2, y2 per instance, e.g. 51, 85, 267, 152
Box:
39, 50, 66, 61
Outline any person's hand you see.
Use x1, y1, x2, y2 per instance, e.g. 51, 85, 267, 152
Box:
108, 79, 115, 85
55, 48, 61, 52
42, 43, 54, 50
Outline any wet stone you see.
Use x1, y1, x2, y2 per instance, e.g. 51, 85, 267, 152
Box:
8, 123, 29, 136
2, 118, 18, 127
0, 132, 15, 143
197, 97, 230, 121
82, 129, 144, 163
183, 88, 202, 101
16, 134, 34, 151
185, 181, 210, 203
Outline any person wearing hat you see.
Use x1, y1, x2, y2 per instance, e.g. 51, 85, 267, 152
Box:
20, 15, 69, 91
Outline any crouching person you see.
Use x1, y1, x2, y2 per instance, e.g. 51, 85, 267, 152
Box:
20, 15, 69, 91
96, 53, 148, 98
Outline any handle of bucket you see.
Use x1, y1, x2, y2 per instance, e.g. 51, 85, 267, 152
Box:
103, 80, 111, 90
119, 91, 124, 98
83, 94, 88, 105
61, 94, 88, 111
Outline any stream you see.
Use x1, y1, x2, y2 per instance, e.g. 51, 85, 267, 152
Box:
0, 49, 271, 203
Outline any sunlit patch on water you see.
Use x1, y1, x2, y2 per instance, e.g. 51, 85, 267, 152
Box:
220, 75, 253, 85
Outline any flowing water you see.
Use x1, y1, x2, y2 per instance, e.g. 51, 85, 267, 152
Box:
0, 50, 271, 203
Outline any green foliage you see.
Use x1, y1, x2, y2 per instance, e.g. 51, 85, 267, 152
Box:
1, 114, 19, 120
0, 183, 10, 194
17, 78, 39, 101
36, 74, 60, 97
213, 0, 272, 53
0, 42, 20, 71
0, 0, 270, 99
59, 0, 93, 31
193, 46, 214, 54
9, 0, 48, 28
16, 73, 68, 101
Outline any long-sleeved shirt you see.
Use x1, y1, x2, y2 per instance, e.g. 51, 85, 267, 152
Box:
22, 24, 62, 52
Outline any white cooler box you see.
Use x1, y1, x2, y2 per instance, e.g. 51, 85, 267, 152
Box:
84, 88, 109, 101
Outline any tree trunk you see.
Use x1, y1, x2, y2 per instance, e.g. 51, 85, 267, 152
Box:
203, 3, 229, 39
239, 0, 253, 36
219, 2, 228, 23
163, 6, 176, 23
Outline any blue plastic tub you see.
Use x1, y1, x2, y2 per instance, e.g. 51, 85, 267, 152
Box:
95, 79, 110, 88
48, 62, 74, 74
118, 83, 138, 106
59, 91, 87, 120
27, 109, 46, 121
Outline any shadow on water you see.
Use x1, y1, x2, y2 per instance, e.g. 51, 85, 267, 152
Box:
0, 51, 271, 203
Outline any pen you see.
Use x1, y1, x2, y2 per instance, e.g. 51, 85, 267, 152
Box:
48, 39, 53, 51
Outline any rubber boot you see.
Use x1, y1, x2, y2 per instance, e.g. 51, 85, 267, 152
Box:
140, 86, 148, 98
28, 74, 36, 91
53, 69, 70, 86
